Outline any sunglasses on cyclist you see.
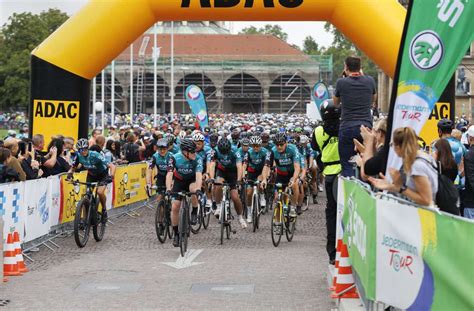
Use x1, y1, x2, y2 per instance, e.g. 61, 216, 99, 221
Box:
276, 143, 286, 147
78, 148, 88, 152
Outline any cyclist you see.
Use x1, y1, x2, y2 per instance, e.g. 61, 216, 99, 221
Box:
67, 138, 116, 219
261, 132, 274, 151
262, 132, 301, 217
243, 136, 270, 223
295, 135, 310, 214
230, 129, 241, 148
207, 138, 247, 229
436, 119, 467, 167
192, 132, 213, 210
209, 133, 219, 150
165, 133, 180, 154
238, 138, 250, 160
147, 138, 172, 199
166, 139, 204, 247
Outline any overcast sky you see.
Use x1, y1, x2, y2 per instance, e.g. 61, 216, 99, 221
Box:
1, 0, 334, 48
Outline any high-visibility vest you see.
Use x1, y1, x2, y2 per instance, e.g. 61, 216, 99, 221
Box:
314, 126, 341, 176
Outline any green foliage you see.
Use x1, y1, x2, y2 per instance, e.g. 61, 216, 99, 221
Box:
302, 36, 320, 55
239, 24, 288, 42
0, 9, 69, 111
323, 23, 378, 84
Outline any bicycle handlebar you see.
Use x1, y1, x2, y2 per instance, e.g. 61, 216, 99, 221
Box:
68, 179, 110, 187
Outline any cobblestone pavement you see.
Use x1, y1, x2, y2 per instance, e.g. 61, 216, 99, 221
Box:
1, 193, 334, 310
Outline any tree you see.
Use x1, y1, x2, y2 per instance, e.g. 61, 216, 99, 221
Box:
323, 23, 378, 84
302, 36, 320, 55
240, 24, 288, 42
0, 9, 69, 111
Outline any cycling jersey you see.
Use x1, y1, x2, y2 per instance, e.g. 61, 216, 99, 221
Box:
446, 137, 467, 166
150, 151, 172, 176
170, 144, 180, 155
265, 144, 301, 176
196, 145, 212, 164
237, 147, 248, 161
209, 146, 242, 171
244, 147, 269, 173
167, 152, 203, 181
74, 151, 109, 176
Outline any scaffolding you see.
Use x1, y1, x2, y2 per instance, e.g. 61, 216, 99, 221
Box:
93, 54, 332, 114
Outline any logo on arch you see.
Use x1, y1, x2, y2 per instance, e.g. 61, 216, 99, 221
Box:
187, 86, 202, 100
314, 84, 327, 99
409, 30, 444, 71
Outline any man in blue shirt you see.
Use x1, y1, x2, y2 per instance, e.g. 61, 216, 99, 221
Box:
166, 139, 203, 247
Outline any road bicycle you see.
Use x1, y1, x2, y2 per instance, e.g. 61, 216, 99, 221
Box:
270, 183, 297, 247
174, 191, 201, 257
70, 179, 111, 248
246, 179, 263, 232
150, 186, 173, 243
210, 180, 236, 245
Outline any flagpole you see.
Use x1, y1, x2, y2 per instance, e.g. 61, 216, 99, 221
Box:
92, 77, 96, 130
101, 69, 105, 130
170, 21, 175, 117
153, 22, 158, 127
130, 44, 134, 123
111, 60, 115, 127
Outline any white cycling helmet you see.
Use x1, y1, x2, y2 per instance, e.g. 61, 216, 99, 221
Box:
299, 135, 309, 144
192, 132, 205, 142
249, 136, 262, 145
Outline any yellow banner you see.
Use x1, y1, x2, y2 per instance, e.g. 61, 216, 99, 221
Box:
419, 102, 450, 148
114, 163, 148, 208
32, 99, 80, 150
60, 171, 87, 224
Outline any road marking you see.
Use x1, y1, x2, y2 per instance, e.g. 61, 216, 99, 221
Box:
162, 249, 204, 270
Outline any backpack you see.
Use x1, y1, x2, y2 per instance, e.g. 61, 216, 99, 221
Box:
124, 143, 140, 163
418, 157, 459, 215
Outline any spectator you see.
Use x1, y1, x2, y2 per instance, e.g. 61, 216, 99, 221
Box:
107, 125, 120, 141
355, 118, 387, 180
122, 133, 144, 163
3, 138, 26, 181
433, 139, 458, 182
0, 148, 20, 183
369, 127, 437, 206
104, 140, 117, 163
436, 119, 466, 167
333, 56, 377, 177
89, 128, 102, 147
42, 138, 70, 178
19, 139, 43, 180
90, 135, 105, 153
463, 126, 474, 219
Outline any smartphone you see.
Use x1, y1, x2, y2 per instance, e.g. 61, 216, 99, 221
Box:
18, 142, 27, 155
63, 150, 68, 156
28, 142, 33, 152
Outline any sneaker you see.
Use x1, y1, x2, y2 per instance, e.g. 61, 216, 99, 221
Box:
191, 212, 198, 225
296, 206, 302, 215
214, 205, 221, 219
205, 200, 212, 210
329, 259, 336, 265
318, 185, 324, 192
101, 210, 108, 224
172, 234, 179, 247
289, 207, 297, 218
239, 217, 248, 229
246, 215, 253, 223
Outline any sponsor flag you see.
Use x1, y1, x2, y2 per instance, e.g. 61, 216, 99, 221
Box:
385, 0, 474, 173
311, 81, 329, 110
185, 85, 209, 131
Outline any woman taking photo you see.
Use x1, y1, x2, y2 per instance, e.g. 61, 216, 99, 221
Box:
369, 127, 438, 206
433, 139, 458, 182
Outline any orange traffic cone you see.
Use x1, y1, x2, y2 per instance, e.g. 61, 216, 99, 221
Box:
3, 233, 22, 277
331, 242, 359, 299
13, 231, 28, 273
329, 239, 343, 291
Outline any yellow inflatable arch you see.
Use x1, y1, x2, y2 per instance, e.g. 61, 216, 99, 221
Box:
30, 0, 406, 140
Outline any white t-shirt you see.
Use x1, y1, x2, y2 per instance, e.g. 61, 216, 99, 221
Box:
406, 153, 438, 204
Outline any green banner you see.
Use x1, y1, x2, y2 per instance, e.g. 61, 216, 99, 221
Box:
342, 179, 377, 300
385, 0, 474, 172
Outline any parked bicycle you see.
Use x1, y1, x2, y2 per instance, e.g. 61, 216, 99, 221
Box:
69, 179, 111, 248
270, 183, 297, 247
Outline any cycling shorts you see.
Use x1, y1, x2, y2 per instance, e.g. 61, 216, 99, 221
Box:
216, 168, 238, 190
247, 170, 262, 182
171, 178, 194, 200
275, 173, 292, 186
156, 174, 166, 188
87, 170, 109, 184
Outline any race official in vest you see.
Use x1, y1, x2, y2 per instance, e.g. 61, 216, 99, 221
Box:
311, 99, 342, 265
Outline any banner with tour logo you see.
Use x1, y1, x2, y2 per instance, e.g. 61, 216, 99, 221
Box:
185, 85, 209, 131
341, 179, 377, 300
385, 0, 474, 172
311, 81, 329, 110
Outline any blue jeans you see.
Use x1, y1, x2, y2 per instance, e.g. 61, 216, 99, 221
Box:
338, 125, 363, 177
464, 207, 474, 219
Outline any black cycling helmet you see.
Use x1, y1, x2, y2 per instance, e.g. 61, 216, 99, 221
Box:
274, 133, 287, 145
437, 118, 454, 132
156, 138, 168, 148
320, 99, 341, 121
180, 139, 196, 153
261, 132, 270, 142
218, 138, 232, 154
209, 133, 219, 145
241, 138, 250, 146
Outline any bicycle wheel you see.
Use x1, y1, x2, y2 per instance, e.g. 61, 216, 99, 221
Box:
155, 200, 167, 243
93, 203, 106, 242
74, 198, 91, 248
202, 196, 210, 230
285, 213, 297, 242
179, 203, 188, 257
252, 193, 259, 232
166, 200, 173, 239
271, 203, 283, 247
220, 202, 227, 245
190, 201, 202, 234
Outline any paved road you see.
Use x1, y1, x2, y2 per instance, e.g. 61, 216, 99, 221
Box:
1, 193, 334, 310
